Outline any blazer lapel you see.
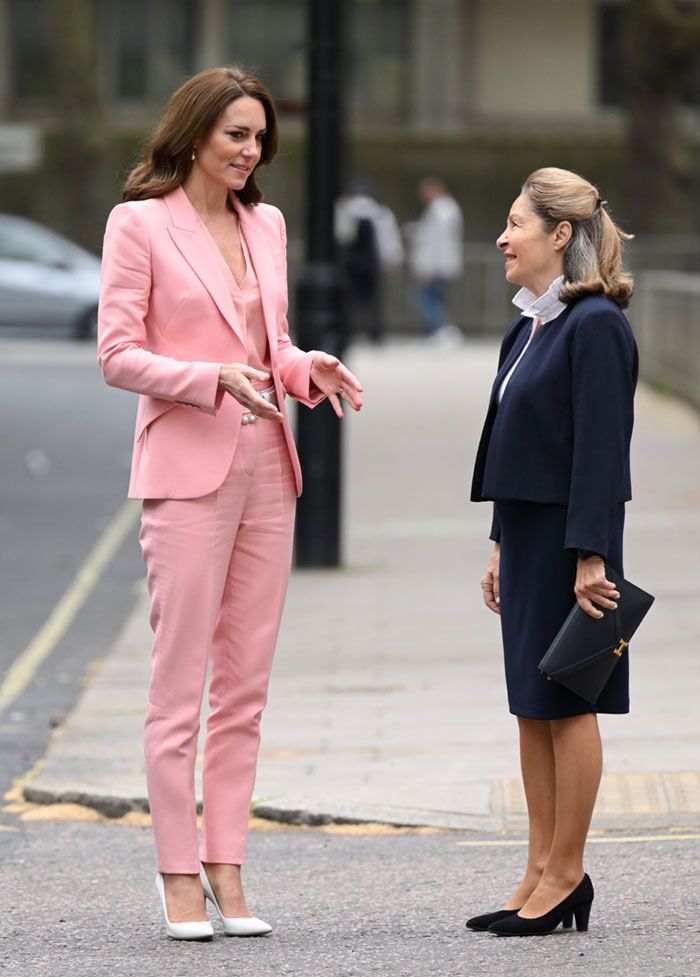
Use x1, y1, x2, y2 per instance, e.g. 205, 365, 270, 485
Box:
233, 197, 280, 359
488, 316, 531, 408
164, 187, 246, 345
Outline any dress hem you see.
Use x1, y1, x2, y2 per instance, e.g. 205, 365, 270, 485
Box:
509, 704, 630, 720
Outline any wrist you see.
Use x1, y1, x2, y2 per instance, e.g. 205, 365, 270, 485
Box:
577, 549, 603, 562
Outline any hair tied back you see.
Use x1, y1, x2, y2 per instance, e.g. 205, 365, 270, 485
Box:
522, 167, 634, 309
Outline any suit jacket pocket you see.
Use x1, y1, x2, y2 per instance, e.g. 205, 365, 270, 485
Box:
135, 396, 178, 441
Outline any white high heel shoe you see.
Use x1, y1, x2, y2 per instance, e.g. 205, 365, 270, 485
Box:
199, 866, 272, 937
155, 873, 214, 941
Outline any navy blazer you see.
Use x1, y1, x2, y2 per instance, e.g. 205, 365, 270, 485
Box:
471, 294, 638, 560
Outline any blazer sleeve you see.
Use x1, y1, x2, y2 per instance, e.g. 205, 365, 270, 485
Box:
489, 505, 501, 544
97, 204, 223, 413
272, 208, 325, 409
564, 308, 636, 558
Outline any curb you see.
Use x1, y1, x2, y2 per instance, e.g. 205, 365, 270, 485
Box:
22, 782, 700, 835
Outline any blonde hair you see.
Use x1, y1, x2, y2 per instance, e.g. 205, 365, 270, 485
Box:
522, 167, 634, 309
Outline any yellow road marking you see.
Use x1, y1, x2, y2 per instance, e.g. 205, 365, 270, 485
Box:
456, 833, 700, 847
0, 500, 140, 714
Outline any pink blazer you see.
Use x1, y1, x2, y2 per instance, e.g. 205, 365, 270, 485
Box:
97, 186, 323, 499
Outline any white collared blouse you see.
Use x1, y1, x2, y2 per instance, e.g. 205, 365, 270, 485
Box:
497, 275, 566, 403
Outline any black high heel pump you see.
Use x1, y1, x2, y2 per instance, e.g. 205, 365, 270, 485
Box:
488, 874, 594, 936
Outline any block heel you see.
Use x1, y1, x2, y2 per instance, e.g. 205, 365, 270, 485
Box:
574, 901, 592, 932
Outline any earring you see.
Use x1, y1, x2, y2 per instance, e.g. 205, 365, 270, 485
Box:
191, 149, 196, 161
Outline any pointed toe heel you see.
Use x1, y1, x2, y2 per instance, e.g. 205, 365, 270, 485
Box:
155, 873, 214, 941
200, 867, 272, 937
466, 908, 520, 932
488, 874, 594, 937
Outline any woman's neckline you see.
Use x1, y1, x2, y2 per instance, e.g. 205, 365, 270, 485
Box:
199, 214, 251, 290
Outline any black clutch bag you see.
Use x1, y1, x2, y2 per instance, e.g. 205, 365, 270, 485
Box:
538, 567, 654, 704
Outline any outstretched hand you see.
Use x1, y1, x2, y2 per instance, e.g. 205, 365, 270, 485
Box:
310, 353, 364, 418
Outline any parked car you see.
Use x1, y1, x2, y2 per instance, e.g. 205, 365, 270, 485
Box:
0, 213, 101, 340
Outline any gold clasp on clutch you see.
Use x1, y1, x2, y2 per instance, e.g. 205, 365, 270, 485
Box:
613, 639, 629, 658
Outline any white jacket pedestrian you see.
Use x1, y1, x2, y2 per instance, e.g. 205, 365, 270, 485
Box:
409, 191, 463, 281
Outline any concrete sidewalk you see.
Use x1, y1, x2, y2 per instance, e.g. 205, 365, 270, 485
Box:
24, 341, 700, 832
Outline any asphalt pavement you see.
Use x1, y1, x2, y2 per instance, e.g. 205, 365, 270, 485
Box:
0, 338, 142, 801
1, 817, 698, 977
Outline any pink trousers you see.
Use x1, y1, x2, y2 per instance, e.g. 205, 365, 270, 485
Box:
139, 419, 296, 873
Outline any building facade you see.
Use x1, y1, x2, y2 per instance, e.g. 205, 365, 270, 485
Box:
0, 0, 635, 132
1, 0, 696, 244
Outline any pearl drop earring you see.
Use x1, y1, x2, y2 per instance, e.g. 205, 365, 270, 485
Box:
191, 150, 196, 161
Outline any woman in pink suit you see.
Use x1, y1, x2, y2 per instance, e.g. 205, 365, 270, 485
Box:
98, 66, 363, 941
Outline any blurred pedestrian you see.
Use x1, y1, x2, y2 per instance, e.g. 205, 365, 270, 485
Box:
469, 168, 637, 936
335, 177, 403, 344
408, 177, 463, 342
98, 65, 363, 942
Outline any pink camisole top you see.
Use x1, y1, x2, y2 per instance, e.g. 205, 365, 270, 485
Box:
200, 220, 272, 388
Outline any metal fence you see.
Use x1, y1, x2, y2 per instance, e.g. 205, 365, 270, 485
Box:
289, 234, 700, 336
634, 271, 700, 411
287, 240, 514, 336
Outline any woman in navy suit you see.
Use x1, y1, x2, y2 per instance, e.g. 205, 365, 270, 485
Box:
468, 168, 638, 937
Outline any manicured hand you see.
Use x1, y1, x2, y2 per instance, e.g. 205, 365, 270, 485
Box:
310, 352, 364, 418
574, 557, 620, 619
218, 364, 283, 422
481, 543, 501, 615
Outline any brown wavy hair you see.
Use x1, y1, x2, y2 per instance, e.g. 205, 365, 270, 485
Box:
522, 167, 634, 309
122, 66, 279, 206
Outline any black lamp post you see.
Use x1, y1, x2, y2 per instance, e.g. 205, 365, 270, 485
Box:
294, 0, 346, 567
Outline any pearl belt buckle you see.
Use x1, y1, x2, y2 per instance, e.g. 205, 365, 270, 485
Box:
242, 386, 277, 426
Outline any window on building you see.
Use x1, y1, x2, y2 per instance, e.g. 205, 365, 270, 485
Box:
8, 0, 53, 99
597, 3, 624, 108
115, 0, 148, 97
164, 0, 197, 86
8, 0, 198, 105
105, 0, 198, 100
347, 0, 409, 125
229, 0, 409, 124
225, 0, 306, 111
7, 0, 407, 121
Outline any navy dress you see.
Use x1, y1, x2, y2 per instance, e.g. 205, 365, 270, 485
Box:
471, 295, 638, 720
